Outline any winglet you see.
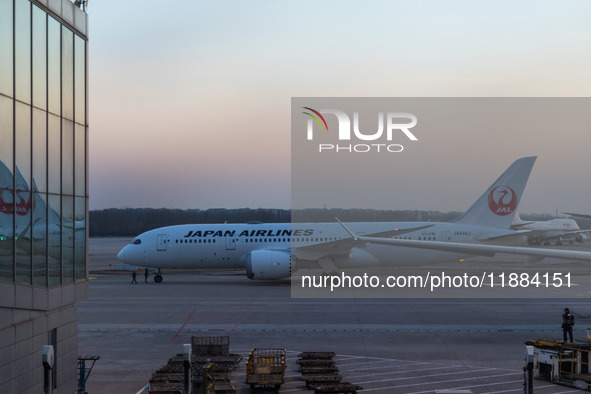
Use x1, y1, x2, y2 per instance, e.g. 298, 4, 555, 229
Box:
335, 217, 358, 240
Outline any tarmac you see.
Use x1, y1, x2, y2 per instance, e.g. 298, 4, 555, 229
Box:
78, 237, 591, 393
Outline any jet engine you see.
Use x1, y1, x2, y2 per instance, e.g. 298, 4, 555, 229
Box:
576, 233, 588, 243
245, 250, 291, 280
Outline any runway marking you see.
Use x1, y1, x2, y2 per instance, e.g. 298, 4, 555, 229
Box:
224, 308, 255, 335
486, 383, 579, 393
403, 379, 525, 393
170, 307, 197, 343
408, 378, 582, 394
281, 351, 528, 393
346, 364, 471, 379
333, 358, 410, 367
357, 371, 519, 391
355, 368, 510, 385
331, 353, 519, 373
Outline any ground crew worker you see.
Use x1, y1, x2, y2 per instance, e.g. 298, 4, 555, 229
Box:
562, 307, 575, 342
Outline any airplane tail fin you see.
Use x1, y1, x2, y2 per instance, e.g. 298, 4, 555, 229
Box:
454, 156, 536, 228
0, 160, 13, 236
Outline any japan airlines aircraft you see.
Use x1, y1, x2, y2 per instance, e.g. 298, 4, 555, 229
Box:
117, 156, 591, 282
511, 213, 589, 245
0, 160, 83, 260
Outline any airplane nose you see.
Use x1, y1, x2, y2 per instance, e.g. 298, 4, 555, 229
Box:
117, 247, 126, 263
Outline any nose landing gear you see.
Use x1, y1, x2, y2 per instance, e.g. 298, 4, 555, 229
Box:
154, 268, 163, 283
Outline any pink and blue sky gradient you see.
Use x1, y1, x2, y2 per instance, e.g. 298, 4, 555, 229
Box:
88, 1, 591, 213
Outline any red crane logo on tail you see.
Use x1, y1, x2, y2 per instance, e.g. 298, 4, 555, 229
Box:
488, 186, 518, 216
0, 185, 34, 216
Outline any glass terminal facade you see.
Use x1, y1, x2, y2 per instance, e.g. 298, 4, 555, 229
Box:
0, 0, 88, 392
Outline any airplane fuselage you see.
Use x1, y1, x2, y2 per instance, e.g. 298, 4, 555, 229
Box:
117, 221, 524, 271
513, 219, 582, 244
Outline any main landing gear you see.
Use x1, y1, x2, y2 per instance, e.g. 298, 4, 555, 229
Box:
154, 268, 163, 283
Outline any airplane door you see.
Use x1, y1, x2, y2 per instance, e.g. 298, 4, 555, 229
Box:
225, 236, 236, 250
157, 234, 168, 251
440, 231, 451, 242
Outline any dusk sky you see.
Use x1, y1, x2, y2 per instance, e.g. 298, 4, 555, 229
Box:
88, 1, 591, 214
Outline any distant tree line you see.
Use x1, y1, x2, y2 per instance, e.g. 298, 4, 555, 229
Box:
89, 208, 290, 237
89, 208, 586, 237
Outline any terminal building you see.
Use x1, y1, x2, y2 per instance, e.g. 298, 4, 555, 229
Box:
0, 0, 88, 392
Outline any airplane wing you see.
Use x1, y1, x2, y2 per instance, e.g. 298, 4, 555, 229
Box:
510, 222, 535, 230
337, 220, 591, 262
564, 212, 591, 220
293, 224, 436, 261
477, 230, 532, 245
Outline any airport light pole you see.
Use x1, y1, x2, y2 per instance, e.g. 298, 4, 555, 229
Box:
184, 344, 192, 394
42, 345, 54, 394
524, 345, 534, 394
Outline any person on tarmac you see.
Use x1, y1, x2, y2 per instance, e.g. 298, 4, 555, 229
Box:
562, 307, 575, 342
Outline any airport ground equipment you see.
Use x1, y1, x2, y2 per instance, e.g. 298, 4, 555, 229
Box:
524, 346, 534, 394
191, 336, 240, 393
150, 336, 240, 394
297, 352, 362, 393
77, 355, 100, 394
525, 339, 591, 391
245, 348, 286, 393
149, 355, 191, 394
149, 355, 221, 394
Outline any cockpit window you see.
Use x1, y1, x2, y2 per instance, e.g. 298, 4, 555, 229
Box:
132, 239, 141, 245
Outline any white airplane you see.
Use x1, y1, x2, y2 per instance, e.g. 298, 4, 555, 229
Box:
510, 213, 589, 245
0, 160, 82, 260
117, 156, 591, 282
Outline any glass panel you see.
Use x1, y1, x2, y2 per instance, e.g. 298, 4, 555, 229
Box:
48, 114, 60, 194
61, 27, 73, 121
15, 0, 31, 104
15, 187, 31, 284
0, 0, 13, 97
61, 195, 73, 283
33, 108, 47, 193
0, 95, 13, 173
32, 190, 47, 287
62, 119, 73, 196
74, 196, 85, 281
33, 5, 47, 110
48, 16, 60, 116
74, 36, 85, 124
47, 193, 60, 287
0, 95, 14, 282
15, 102, 31, 187
15, 102, 32, 284
75, 124, 85, 196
